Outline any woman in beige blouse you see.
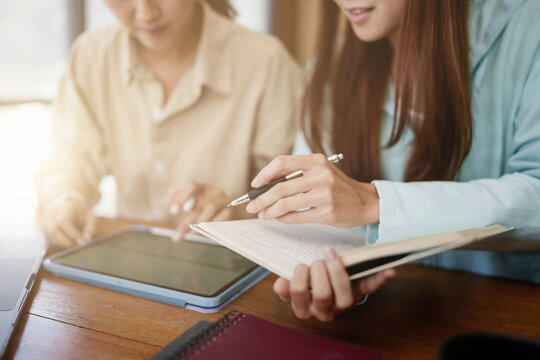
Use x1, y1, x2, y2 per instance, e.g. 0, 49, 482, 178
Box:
36, 0, 302, 247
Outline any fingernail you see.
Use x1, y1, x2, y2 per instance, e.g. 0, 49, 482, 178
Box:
257, 211, 264, 219
76, 237, 85, 245
323, 248, 337, 261
83, 233, 91, 241
172, 232, 181, 242
251, 178, 259, 188
246, 202, 257, 213
170, 203, 179, 215
387, 269, 396, 278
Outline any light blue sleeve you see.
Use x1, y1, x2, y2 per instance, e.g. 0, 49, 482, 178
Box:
373, 42, 540, 243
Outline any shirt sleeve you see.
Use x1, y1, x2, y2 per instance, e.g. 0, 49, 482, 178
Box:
373, 43, 540, 243
250, 43, 304, 178
35, 34, 109, 209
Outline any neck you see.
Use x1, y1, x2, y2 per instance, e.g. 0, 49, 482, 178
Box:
140, 3, 203, 65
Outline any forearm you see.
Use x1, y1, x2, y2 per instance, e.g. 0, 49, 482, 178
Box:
372, 173, 540, 245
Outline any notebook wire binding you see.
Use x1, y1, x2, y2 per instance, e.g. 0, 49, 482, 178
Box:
178, 310, 244, 359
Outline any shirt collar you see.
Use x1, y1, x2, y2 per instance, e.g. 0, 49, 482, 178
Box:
120, 29, 154, 84
469, 0, 526, 71
120, 2, 234, 95
194, 2, 234, 95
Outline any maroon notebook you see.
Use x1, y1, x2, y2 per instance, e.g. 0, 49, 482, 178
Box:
158, 311, 379, 360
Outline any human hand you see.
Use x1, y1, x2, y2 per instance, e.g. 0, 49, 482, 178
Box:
169, 182, 239, 242
43, 198, 96, 248
246, 154, 380, 227
273, 248, 395, 321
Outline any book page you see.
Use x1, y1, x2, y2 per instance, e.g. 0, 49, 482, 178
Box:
193, 221, 511, 280
193, 220, 365, 279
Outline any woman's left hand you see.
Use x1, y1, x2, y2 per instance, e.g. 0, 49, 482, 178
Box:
273, 248, 396, 321
169, 182, 244, 241
246, 154, 380, 227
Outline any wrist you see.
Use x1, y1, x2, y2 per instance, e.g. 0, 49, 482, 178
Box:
45, 190, 88, 211
367, 183, 380, 224
355, 182, 380, 225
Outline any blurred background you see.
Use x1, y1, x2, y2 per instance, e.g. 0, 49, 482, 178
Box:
0, 0, 319, 236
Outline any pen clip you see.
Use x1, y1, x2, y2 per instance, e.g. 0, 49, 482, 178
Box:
284, 170, 303, 180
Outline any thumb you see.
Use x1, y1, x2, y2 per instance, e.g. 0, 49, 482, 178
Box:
82, 212, 96, 241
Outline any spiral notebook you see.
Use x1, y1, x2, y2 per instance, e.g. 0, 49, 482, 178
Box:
150, 310, 379, 360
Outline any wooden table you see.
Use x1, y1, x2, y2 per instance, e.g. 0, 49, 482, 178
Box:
4, 218, 540, 359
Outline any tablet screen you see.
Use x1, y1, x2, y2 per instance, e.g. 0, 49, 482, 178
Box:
52, 230, 258, 297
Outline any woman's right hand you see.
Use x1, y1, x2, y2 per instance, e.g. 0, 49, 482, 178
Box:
246, 154, 380, 228
43, 198, 96, 248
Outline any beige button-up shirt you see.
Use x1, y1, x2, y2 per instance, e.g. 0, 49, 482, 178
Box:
37, 4, 303, 223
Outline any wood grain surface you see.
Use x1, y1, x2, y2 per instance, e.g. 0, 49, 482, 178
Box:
4, 217, 540, 359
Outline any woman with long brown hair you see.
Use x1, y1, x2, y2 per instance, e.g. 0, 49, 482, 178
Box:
37, 0, 302, 247
247, 0, 540, 321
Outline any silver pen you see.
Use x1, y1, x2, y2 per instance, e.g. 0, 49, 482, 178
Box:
227, 153, 344, 207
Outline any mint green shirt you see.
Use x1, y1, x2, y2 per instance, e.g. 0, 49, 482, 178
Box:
295, 0, 540, 283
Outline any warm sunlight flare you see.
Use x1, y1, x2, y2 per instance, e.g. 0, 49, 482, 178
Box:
0, 103, 50, 236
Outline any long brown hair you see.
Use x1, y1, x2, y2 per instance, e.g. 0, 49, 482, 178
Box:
303, 0, 472, 182
205, 0, 236, 18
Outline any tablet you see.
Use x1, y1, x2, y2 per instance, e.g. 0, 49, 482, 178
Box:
43, 225, 268, 311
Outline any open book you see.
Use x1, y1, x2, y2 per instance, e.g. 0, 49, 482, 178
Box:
190, 220, 511, 280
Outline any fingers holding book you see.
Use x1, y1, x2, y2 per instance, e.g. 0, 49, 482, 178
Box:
354, 268, 397, 296
273, 247, 396, 321
193, 220, 509, 322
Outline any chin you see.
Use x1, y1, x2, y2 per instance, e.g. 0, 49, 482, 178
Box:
350, 27, 385, 43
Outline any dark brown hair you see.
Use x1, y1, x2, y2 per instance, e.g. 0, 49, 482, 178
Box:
206, 0, 237, 18
303, 0, 472, 182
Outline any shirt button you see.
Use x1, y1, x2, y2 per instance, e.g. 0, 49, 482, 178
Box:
152, 108, 163, 121
153, 161, 164, 173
